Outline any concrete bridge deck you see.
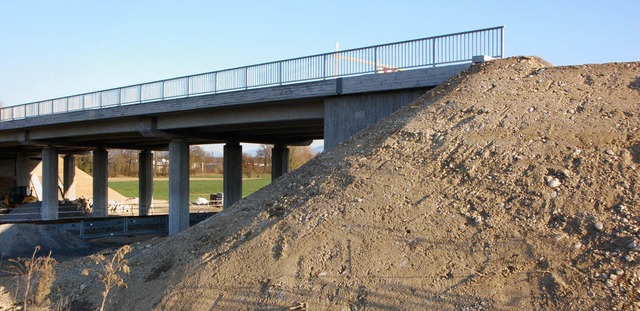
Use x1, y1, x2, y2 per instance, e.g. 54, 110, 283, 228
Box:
0, 64, 468, 152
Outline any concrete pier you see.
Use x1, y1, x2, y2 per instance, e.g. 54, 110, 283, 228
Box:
169, 141, 189, 235
92, 148, 108, 217
15, 153, 31, 188
63, 154, 76, 200
139, 150, 153, 216
223, 142, 242, 209
271, 144, 289, 181
41, 146, 59, 220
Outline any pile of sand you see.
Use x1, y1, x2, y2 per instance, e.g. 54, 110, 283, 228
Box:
0, 224, 93, 259
47, 57, 640, 310
25, 159, 126, 202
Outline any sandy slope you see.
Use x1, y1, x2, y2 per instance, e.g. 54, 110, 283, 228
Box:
43, 57, 640, 310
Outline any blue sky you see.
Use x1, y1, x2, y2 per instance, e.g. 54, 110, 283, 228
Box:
1, 0, 638, 154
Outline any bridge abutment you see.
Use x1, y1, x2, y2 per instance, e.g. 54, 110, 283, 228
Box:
139, 150, 153, 216
92, 148, 109, 217
169, 140, 189, 235
223, 142, 242, 209
41, 146, 59, 220
323, 89, 428, 150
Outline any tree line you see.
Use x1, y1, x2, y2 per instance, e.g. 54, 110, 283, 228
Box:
76, 145, 317, 178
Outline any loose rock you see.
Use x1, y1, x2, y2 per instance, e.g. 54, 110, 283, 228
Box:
594, 222, 604, 231
547, 178, 561, 188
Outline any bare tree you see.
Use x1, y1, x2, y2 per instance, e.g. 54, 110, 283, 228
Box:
108, 150, 138, 177
189, 145, 208, 176
290, 146, 316, 170
154, 151, 169, 176
256, 144, 316, 173
255, 144, 272, 174
243, 152, 263, 178
209, 152, 223, 175
77, 154, 93, 174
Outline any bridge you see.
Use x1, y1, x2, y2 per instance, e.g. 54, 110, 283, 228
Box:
0, 27, 504, 235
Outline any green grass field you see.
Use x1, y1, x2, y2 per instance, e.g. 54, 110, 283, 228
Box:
108, 174, 271, 201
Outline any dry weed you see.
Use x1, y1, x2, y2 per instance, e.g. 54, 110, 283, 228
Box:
51, 294, 71, 311
6, 245, 57, 310
82, 245, 131, 311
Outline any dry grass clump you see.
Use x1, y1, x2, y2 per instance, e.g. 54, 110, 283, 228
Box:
6, 245, 57, 310
82, 245, 131, 311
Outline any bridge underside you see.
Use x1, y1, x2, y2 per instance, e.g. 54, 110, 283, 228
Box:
0, 100, 325, 155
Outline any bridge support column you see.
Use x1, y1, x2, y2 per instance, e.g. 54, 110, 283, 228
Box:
139, 150, 153, 216
63, 154, 76, 200
92, 148, 108, 217
271, 144, 289, 181
169, 141, 189, 235
41, 146, 59, 220
223, 142, 242, 209
15, 153, 31, 188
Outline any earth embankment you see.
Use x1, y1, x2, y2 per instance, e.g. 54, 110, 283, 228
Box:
49, 57, 640, 310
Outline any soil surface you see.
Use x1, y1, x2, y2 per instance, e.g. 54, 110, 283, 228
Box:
2, 56, 639, 310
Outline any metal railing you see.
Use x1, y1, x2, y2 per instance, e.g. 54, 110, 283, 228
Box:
60, 213, 214, 239
0, 26, 504, 121
0, 202, 221, 223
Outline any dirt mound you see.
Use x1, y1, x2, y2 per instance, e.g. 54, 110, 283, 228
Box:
0, 224, 94, 259
30, 160, 127, 201
52, 57, 640, 310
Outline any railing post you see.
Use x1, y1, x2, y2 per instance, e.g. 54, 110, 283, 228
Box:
137, 85, 142, 103
186, 77, 190, 97
82, 95, 85, 110
244, 67, 248, 90
374, 47, 378, 74
117, 89, 122, 106
213, 73, 217, 94
500, 27, 505, 58
322, 55, 327, 80
98, 92, 103, 108
279, 62, 283, 85
432, 38, 437, 67
431, 38, 438, 67
161, 82, 165, 100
